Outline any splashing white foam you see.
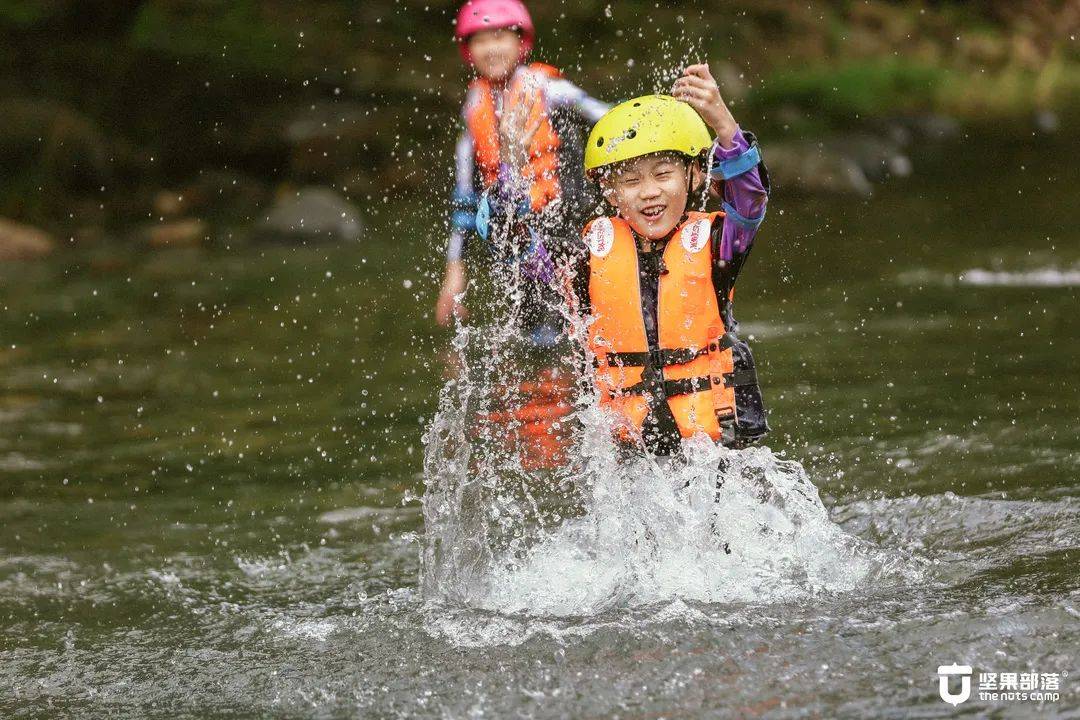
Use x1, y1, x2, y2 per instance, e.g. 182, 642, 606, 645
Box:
474, 434, 882, 617
958, 268, 1080, 287
271, 617, 339, 642
423, 346, 893, 620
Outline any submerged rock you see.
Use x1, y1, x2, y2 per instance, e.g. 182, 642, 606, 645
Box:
280, 101, 391, 186
889, 113, 961, 143
1035, 110, 1059, 134
144, 218, 207, 248
824, 134, 912, 182
764, 128, 923, 195
255, 186, 363, 243
765, 142, 874, 196
0, 98, 110, 190
152, 190, 195, 218
185, 170, 269, 220
0, 218, 56, 260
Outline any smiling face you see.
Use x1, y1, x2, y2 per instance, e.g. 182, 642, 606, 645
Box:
467, 28, 522, 82
602, 153, 699, 239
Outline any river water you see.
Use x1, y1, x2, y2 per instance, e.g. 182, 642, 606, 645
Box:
2, 130, 1078, 718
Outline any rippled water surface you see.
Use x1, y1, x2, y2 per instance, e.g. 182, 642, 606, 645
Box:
2, 132, 1079, 717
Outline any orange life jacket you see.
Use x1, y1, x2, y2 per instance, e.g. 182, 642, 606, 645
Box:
465, 62, 562, 213
586, 212, 738, 443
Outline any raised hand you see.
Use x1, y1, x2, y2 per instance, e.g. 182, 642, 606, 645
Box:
498, 74, 545, 175
672, 63, 738, 149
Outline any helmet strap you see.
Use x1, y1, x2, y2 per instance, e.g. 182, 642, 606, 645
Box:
699, 150, 714, 211
683, 153, 710, 214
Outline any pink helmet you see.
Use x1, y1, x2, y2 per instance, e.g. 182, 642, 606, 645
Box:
455, 0, 535, 65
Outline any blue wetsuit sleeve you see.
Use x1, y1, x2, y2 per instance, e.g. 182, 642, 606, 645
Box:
447, 129, 478, 262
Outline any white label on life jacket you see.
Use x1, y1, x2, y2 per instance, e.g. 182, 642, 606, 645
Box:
587, 217, 615, 257
681, 218, 711, 254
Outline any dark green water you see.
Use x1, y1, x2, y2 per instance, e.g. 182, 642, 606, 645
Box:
2, 131, 1078, 718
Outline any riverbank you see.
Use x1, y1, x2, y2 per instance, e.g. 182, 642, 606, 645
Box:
1, 1, 1077, 241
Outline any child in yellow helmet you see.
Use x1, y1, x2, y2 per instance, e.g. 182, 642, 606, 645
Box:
567, 64, 770, 455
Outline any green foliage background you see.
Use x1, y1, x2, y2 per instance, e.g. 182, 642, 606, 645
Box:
0, 0, 1077, 224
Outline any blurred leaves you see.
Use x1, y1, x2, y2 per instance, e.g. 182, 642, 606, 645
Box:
0, 0, 63, 26
130, 0, 298, 73
0, 0, 1078, 227
752, 60, 948, 120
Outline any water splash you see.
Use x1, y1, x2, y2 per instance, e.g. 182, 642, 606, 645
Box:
421, 294, 898, 623
420, 212, 581, 609
475, 435, 889, 617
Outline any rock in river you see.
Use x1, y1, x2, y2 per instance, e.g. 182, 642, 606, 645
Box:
0, 218, 56, 260
255, 186, 363, 243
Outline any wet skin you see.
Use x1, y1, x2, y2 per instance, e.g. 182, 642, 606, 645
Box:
467, 28, 522, 83
603, 154, 706, 240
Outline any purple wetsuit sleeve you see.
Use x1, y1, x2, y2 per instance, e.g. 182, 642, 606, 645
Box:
712, 127, 768, 264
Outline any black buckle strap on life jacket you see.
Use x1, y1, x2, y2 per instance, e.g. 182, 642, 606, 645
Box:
723, 367, 759, 388
710, 332, 737, 352
604, 346, 708, 368
619, 375, 712, 398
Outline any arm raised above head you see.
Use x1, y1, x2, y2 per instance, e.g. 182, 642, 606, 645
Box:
672, 63, 738, 148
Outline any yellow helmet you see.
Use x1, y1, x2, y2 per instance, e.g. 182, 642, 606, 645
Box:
584, 94, 712, 173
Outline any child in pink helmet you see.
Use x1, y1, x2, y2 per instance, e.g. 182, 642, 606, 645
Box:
435, 0, 608, 330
